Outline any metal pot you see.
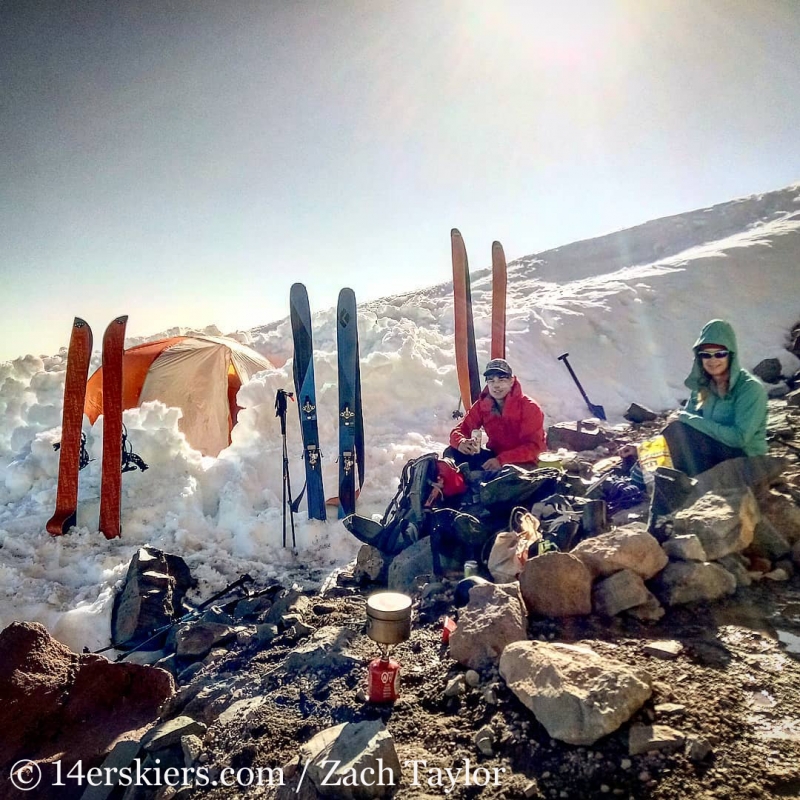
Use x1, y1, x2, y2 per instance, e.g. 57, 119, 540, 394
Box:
366, 592, 412, 645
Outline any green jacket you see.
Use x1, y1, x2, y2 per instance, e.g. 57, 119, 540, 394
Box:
679, 319, 768, 456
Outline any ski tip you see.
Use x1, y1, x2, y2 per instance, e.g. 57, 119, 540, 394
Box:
73, 317, 90, 329
338, 287, 355, 301
492, 240, 504, 250
114, 315, 129, 325
290, 282, 307, 295
451, 228, 462, 238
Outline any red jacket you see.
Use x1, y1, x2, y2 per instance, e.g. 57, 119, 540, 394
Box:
449, 379, 546, 466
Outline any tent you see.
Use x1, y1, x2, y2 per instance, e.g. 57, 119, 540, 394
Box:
84, 336, 274, 456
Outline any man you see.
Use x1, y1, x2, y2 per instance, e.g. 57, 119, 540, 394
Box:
446, 358, 546, 472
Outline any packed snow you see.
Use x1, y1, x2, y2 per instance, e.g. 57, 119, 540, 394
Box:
1, 184, 799, 654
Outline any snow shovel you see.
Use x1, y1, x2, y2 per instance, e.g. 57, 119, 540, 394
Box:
557, 352, 607, 421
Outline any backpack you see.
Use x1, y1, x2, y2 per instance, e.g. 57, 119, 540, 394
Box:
343, 453, 445, 556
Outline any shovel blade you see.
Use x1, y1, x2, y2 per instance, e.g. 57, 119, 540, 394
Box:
590, 403, 607, 421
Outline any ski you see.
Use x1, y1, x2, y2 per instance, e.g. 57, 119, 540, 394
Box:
98, 315, 128, 540
451, 229, 481, 408
491, 240, 507, 360
290, 283, 326, 520
46, 318, 93, 536
337, 288, 363, 518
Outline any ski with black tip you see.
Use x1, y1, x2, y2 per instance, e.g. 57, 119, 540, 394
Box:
290, 283, 326, 520
99, 315, 128, 540
491, 240, 507, 360
46, 318, 93, 536
452, 229, 481, 408
337, 288, 363, 518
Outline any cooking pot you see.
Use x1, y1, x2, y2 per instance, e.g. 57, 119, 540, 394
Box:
366, 592, 412, 645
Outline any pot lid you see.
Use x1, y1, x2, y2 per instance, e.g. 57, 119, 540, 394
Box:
367, 592, 412, 619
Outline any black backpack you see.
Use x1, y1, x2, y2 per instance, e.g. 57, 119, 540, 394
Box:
343, 453, 442, 556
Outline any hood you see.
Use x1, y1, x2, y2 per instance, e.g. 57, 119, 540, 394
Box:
684, 319, 743, 391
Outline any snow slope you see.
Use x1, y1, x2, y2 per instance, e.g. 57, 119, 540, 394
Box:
1, 183, 799, 653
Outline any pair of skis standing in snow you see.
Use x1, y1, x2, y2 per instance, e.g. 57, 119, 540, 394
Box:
289, 230, 507, 526
47, 231, 504, 541
46, 316, 145, 540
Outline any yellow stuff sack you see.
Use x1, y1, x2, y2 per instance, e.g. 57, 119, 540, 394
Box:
637, 435, 674, 472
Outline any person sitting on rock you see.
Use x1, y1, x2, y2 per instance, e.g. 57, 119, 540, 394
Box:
661, 318, 768, 477
445, 358, 546, 472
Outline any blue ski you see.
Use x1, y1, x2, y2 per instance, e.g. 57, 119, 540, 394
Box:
290, 283, 326, 520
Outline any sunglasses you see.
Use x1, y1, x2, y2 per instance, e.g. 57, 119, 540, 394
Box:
698, 350, 730, 360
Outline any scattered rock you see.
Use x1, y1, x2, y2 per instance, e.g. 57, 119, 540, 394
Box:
283, 626, 359, 676
465, 669, 480, 688
717, 554, 753, 587
750, 518, 792, 560
292, 719, 401, 800
629, 724, 685, 755
141, 716, 207, 751
547, 421, 610, 451
474, 725, 495, 756
519, 552, 593, 617
449, 582, 527, 669
686, 736, 713, 761
592, 569, 651, 617
573, 524, 668, 580
624, 403, 658, 423
643, 641, 683, 660
786, 388, 800, 407
354, 545, 391, 584
652, 561, 737, 606
689, 455, 788, 500
662, 534, 707, 562
758, 490, 800, 545
171, 622, 238, 659
753, 358, 783, 384
626, 594, 666, 622
655, 702, 686, 717
764, 568, 790, 582
387, 537, 434, 593
499, 641, 652, 745
444, 675, 466, 697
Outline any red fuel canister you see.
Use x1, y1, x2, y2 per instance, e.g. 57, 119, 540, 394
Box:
367, 656, 401, 703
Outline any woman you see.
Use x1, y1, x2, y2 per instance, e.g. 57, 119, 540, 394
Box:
662, 319, 768, 477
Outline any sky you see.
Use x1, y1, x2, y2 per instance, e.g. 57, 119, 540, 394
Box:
2, 0, 800, 363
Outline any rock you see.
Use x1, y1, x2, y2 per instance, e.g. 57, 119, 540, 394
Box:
465, 670, 481, 688
141, 716, 207, 751
573, 524, 668, 580
752, 358, 783, 384
444, 676, 466, 697
0, 622, 174, 774
519, 552, 593, 617
686, 736, 713, 761
181, 734, 203, 766
283, 626, 359, 676
643, 641, 683, 660
547, 421, 610, 452
387, 537, 434, 593
298, 719, 401, 799
474, 725, 495, 756
628, 724, 685, 756
672, 489, 759, 560
793, 540, 800, 568
623, 403, 658, 423
764, 568, 790, 581
171, 622, 238, 658
217, 695, 266, 727
354, 545, 391, 584
775, 558, 795, 577
449, 582, 528, 669
234, 594, 274, 621
111, 546, 195, 650
79, 740, 141, 800
265, 590, 312, 628
786, 388, 800, 407
652, 561, 737, 606
748, 555, 773, 573
758, 490, 800, 545
662, 534, 707, 562
655, 702, 686, 717
768, 383, 791, 399
690, 455, 788, 500
499, 640, 652, 745
717, 554, 753, 587
592, 570, 651, 617
750, 518, 792, 560
626, 593, 665, 622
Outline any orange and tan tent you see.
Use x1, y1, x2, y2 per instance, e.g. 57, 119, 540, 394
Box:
84, 335, 274, 457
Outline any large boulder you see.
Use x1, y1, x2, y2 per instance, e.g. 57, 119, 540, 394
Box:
651, 561, 737, 606
689, 456, 788, 501
572, 524, 668, 580
672, 489, 759, 560
519, 552, 592, 617
662, 534, 707, 562
449, 582, 527, 670
499, 641, 652, 745
592, 569, 651, 617
758, 490, 800, 545
0, 622, 174, 792
387, 537, 433, 593
287, 719, 401, 800
749, 518, 792, 560
547, 421, 610, 452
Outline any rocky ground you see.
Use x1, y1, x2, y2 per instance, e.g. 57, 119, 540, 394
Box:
4, 396, 800, 800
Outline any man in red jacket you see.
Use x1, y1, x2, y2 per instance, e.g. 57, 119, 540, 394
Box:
446, 358, 546, 472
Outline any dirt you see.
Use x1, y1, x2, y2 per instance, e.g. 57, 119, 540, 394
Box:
169, 571, 800, 800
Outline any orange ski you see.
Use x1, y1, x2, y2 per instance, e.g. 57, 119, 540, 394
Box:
452, 229, 481, 409
47, 318, 93, 536
491, 241, 507, 360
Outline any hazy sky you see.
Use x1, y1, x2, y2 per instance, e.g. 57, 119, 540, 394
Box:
2, 0, 800, 362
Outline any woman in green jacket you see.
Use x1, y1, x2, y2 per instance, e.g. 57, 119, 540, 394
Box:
663, 319, 768, 476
